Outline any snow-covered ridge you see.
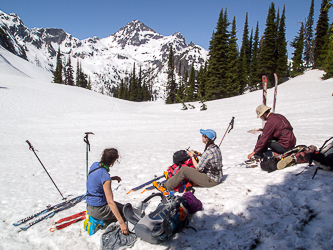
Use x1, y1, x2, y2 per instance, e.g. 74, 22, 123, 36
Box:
0, 11, 209, 97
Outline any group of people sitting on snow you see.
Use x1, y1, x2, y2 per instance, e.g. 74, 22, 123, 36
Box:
85, 104, 296, 234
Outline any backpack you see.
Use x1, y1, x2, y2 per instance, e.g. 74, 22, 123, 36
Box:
123, 193, 190, 244
182, 191, 202, 214
304, 137, 333, 178
260, 145, 316, 173
312, 137, 333, 170
173, 150, 190, 165
167, 157, 196, 193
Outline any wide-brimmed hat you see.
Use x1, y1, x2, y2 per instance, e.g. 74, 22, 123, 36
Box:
256, 104, 271, 118
200, 129, 217, 141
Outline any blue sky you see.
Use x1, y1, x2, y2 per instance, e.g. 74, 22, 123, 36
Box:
1, 0, 332, 57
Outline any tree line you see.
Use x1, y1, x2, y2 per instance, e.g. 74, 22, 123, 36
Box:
165, 0, 332, 104
53, 47, 91, 89
113, 63, 155, 101
291, 0, 333, 79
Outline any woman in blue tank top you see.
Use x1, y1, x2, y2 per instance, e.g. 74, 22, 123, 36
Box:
86, 148, 127, 234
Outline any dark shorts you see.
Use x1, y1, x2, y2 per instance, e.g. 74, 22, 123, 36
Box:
87, 202, 125, 224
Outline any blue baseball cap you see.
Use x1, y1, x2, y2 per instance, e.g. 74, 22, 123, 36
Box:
200, 129, 217, 141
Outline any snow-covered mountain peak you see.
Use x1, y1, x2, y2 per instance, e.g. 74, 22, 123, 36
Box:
102, 20, 163, 49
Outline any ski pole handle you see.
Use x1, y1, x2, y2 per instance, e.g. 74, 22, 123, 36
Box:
26, 140, 33, 150
228, 117, 235, 133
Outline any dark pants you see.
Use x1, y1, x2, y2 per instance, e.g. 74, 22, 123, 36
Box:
87, 201, 125, 225
256, 135, 291, 158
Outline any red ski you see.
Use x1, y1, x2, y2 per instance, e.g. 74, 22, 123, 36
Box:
262, 75, 267, 106
50, 211, 86, 232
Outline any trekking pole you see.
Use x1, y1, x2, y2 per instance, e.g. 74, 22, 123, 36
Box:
83, 132, 94, 178
26, 140, 66, 200
219, 117, 235, 147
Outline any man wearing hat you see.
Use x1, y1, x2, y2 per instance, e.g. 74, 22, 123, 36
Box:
247, 104, 296, 160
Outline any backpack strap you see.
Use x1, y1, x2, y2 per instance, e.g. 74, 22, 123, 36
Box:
86, 166, 105, 197
88, 166, 104, 176
139, 193, 167, 213
318, 136, 333, 153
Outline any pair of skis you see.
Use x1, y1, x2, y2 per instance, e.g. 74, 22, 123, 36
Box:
248, 73, 278, 134
262, 73, 278, 113
50, 211, 86, 232
13, 194, 86, 231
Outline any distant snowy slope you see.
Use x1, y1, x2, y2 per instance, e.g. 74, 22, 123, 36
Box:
1, 47, 333, 250
0, 47, 52, 81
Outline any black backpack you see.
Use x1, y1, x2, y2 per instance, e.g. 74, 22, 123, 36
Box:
123, 193, 190, 244
173, 150, 190, 165
307, 137, 333, 178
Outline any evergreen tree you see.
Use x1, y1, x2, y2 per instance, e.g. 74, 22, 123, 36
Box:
64, 55, 74, 86
53, 47, 62, 84
129, 64, 136, 101
175, 60, 184, 103
322, 36, 333, 79
129, 63, 142, 102
322, 2, 333, 79
76, 60, 80, 86
290, 22, 305, 77
118, 79, 126, 99
238, 12, 250, 94
138, 66, 143, 101
304, 0, 315, 67
225, 16, 240, 97
75, 61, 88, 89
87, 76, 92, 90
314, 0, 329, 69
185, 63, 196, 102
197, 62, 207, 99
258, 2, 277, 86
275, 5, 288, 82
165, 45, 177, 104
249, 22, 261, 90
206, 8, 230, 100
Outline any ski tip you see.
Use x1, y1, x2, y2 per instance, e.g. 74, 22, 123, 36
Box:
50, 227, 56, 232
140, 189, 146, 194
126, 190, 132, 195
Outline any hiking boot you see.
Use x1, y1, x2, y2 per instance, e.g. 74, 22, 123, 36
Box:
277, 155, 294, 170
152, 181, 169, 196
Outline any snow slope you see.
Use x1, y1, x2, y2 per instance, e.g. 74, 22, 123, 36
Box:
1, 47, 333, 250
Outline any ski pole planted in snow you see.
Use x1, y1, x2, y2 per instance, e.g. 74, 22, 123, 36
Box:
26, 140, 65, 200
83, 132, 94, 178
219, 117, 235, 147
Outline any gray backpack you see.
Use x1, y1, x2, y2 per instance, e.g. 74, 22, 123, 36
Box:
123, 193, 189, 244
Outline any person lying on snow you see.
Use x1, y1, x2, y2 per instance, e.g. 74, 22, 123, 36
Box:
86, 148, 128, 235
154, 129, 223, 194
247, 104, 296, 161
